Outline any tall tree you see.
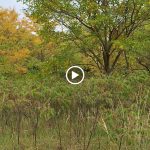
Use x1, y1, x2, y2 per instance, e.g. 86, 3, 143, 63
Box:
19, 0, 150, 74
0, 9, 44, 74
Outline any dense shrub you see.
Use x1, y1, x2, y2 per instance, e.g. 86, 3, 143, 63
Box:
0, 72, 149, 149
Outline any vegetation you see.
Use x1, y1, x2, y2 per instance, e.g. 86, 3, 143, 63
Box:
0, 0, 150, 149
19, 0, 150, 74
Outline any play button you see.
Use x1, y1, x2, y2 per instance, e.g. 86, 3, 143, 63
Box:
72, 71, 79, 79
66, 66, 85, 85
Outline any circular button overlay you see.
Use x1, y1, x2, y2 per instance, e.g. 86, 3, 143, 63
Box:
66, 66, 85, 85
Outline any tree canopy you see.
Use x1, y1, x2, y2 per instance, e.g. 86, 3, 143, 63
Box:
19, 0, 150, 74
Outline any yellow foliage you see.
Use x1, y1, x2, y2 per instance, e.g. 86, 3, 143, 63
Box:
16, 66, 28, 74
32, 37, 42, 45
0, 50, 7, 56
0, 8, 56, 74
8, 49, 30, 63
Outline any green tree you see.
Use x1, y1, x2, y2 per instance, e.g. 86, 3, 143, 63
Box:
132, 24, 150, 73
19, 0, 150, 74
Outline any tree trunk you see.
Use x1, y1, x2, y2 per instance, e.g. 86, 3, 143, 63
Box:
103, 51, 110, 74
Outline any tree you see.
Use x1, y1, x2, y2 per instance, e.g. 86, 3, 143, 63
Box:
128, 23, 150, 73
0, 8, 42, 75
19, 0, 150, 74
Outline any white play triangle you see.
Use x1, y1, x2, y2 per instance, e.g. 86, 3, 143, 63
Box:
72, 71, 79, 79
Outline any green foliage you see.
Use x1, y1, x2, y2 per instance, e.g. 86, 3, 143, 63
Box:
0, 2, 150, 149
19, 0, 150, 74
0, 71, 150, 149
